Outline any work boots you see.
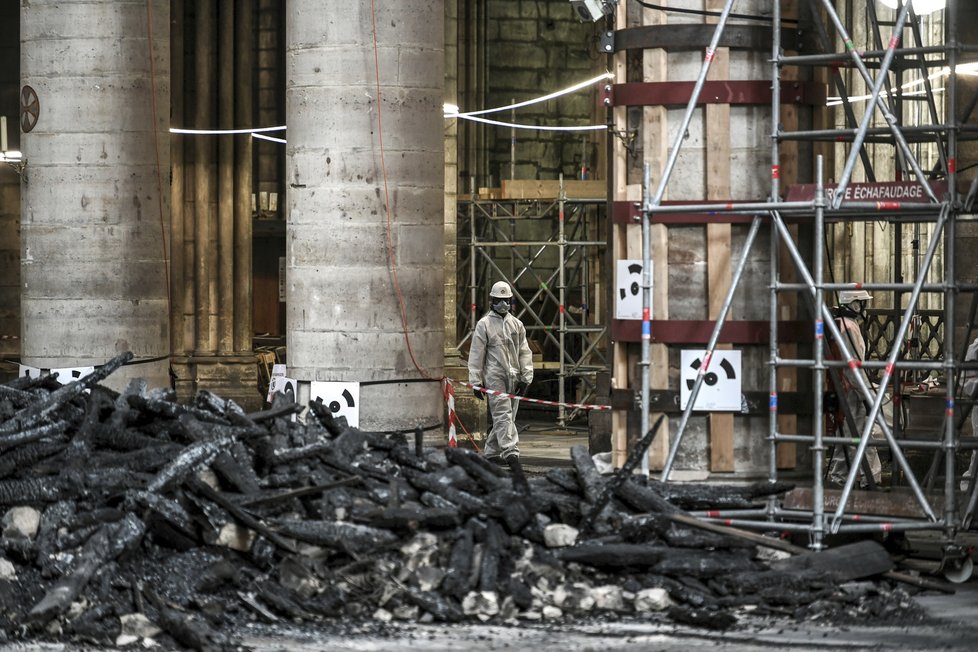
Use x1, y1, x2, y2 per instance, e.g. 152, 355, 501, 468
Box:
505, 455, 530, 494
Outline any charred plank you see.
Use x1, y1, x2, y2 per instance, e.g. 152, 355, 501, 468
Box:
27, 513, 145, 626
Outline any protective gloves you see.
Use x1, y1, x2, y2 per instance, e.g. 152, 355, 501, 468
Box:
514, 381, 528, 396
473, 388, 484, 401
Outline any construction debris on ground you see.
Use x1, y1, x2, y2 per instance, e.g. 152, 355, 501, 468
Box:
0, 353, 928, 650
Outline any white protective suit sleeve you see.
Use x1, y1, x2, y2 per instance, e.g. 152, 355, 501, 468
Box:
467, 318, 489, 387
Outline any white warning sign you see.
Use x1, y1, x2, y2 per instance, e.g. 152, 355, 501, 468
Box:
680, 350, 742, 411
310, 381, 360, 428
266, 364, 296, 405
616, 259, 646, 320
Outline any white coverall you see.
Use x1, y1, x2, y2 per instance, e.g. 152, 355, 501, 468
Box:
963, 337, 978, 487
467, 310, 533, 460
828, 314, 883, 485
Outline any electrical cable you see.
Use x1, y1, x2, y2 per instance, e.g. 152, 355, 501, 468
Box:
145, 0, 172, 379
251, 133, 287, 144
370, 0, 434, 384
453, 113, 606, 132
169, 125, 286, 134
633, 1, 798, 25
456, 72, 613, 117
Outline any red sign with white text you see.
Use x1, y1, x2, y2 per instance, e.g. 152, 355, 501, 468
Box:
786, 180, 948, 204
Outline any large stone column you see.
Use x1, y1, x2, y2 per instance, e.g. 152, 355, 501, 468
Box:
286, 1, 445, 431
20, 0, 170, 389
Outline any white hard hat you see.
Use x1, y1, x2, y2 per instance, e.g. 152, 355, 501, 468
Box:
489, 281, 513, 299
839, 289, 872, 305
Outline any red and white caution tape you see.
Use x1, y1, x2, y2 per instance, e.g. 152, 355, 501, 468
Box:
452, 378, 611, 411
442, 378, 458, 448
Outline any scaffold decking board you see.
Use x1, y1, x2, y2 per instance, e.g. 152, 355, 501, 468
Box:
501, 179, 607, 200
783, 487, 944, 520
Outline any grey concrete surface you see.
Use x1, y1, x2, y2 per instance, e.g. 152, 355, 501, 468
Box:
285, 0, 445, 432
18, 0, 170, 390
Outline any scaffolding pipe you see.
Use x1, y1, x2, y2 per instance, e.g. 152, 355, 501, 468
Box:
767, 0, 782, 521
698, 518, 944, 535
660, 216, 763, 481
777, 282, 946, 292
558, 174, 566, 427
812, 157, 827, 549
469, 178, 478, 335
944, 1, 960, 548
780, 45, 948, 65
778, 359, 945, 371
773, 433, 978, 450
644, 200, 927, 215
639, 163, 652, 477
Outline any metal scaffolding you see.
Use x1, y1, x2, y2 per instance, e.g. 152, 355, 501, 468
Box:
456, 179, 608, 426
632, 0, 978, 567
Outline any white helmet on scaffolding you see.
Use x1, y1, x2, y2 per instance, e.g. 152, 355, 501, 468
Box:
839, 289, 872, 306
489, 281, 514, 299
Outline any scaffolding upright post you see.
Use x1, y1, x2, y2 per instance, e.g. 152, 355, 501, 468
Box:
469, 177, 478, 334
768, 0, 783, 504
944, 0, 960, 549
812, 155, 827, 551
639, 164, 653, 477
558, 174, 567, 428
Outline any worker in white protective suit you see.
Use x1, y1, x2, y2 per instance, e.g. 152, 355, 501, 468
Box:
962, 336, 978, 491
467, 281, 534, 466
827, 289, 883, 487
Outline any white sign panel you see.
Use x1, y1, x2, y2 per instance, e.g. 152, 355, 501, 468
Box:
616, 259, 646, 320
310, 381, 360, 428
51, 367, 95, 384
266, 363, 296, 406
18, 364, 42, 380
680, 349, 742, 411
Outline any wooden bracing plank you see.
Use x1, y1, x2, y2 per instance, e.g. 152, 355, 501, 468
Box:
706, 0, 734, 473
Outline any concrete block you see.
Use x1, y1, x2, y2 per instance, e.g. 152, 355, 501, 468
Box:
215, 523, 255, 552
399, 532, 439, 571
591, 585, 624, 611
0, 557, 16, 581
2, 506, 41, 539
392, 604, 420, 620
462, 591, 499, 620
552, 583, 595, 612
118, 613, 162, 640
633, 587, 673, 612
415, 566, 445, 592
542, 523, 579, 548
542, 605, 563, 619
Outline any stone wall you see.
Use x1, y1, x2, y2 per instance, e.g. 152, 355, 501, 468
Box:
486, 1, 603, 183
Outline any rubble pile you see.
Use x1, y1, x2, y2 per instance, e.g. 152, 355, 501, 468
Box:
0, 353, 923, 650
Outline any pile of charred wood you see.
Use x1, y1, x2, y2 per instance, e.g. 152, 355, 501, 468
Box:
0, 353, 924, 650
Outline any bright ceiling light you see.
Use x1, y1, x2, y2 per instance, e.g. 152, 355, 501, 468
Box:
878, 0, 945, 16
